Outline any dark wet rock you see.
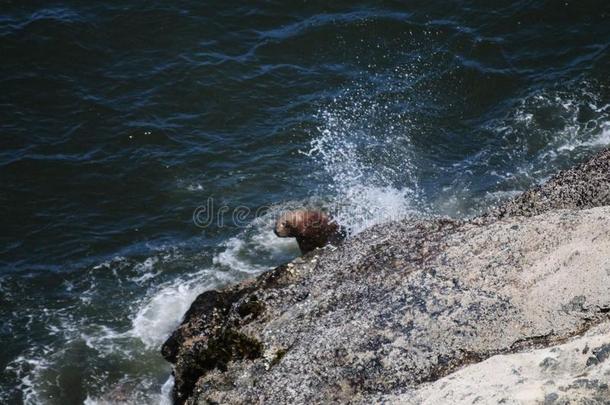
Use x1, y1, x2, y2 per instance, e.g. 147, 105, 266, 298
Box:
593, 344, 610, 363
587, 344, 610, 367
544, 392, 559, 404
540, 357, 560, 371
162, 148, 610, 404
587, 356, 600, 367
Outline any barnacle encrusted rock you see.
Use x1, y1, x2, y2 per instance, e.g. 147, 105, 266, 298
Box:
162, 148, 610, 404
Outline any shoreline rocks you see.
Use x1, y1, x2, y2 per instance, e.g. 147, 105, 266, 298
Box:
485, 148, 610, 219
162, 148, 610, 404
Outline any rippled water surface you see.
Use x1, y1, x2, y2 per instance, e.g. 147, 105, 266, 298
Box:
1, 1, 610, 403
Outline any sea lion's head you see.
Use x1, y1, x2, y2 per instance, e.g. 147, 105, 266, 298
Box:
274, 210, 308, 238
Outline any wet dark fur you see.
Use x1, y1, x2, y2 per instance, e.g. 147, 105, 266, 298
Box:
274, 210, 345, 254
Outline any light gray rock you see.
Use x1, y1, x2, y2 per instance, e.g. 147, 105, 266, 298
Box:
393, 322, 610, 404
162, 149, 610, 404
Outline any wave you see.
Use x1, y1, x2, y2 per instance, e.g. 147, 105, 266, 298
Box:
5, 206, 303, 403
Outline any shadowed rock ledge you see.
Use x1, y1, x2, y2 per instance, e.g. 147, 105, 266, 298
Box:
162, 149, 610, 404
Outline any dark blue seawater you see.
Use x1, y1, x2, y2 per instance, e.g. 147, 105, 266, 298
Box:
1, 1, 609, 403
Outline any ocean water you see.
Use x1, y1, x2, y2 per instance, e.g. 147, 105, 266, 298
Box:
1, 1, 609, 403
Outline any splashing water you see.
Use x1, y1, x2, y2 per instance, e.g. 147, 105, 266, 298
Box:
307, 78, 424, 234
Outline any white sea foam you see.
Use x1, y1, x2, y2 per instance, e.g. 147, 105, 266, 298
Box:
130, 269, 215, 349
186, 183, 204, 191
214, 220, 298, 273
557, 121, 610, 152
130, 210, 297, 350
159, 376, 174, 405
81, 325, 134, 358
489, 83, 610, 182
133, 256, 159, 273
5, 349, 52, 405
213, 236, 258, 273
250, 224, 299, 255
128, 255, 162, 284
83, 375, 174, 405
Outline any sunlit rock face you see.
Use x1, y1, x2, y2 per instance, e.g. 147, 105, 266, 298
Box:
163, 149, 610, 405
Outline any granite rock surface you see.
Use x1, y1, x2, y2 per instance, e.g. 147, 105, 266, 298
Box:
162, 149, 610, 404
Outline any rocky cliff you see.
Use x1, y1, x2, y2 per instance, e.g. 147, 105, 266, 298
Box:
162, 149, 610, 404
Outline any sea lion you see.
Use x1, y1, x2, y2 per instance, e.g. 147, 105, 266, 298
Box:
274, 210, 345, 254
